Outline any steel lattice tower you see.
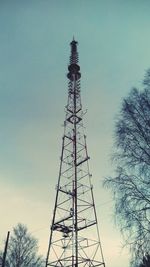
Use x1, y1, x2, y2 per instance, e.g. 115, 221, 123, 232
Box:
46, 39, 105, 267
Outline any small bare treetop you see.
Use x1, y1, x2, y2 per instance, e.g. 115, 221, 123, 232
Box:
5, 223, 44, 267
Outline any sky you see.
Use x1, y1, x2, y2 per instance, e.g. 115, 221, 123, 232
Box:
0, 1, 150, 267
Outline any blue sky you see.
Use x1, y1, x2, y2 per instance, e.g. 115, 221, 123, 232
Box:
0, 1, 150, 267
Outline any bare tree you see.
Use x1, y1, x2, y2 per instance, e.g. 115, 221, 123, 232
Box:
5, 223, 44, 267
104, 70, 150, 265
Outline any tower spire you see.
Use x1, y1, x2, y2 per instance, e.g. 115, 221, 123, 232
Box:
46, 40, 105, 267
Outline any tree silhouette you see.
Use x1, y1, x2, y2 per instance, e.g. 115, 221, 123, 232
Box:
2, 223, 44, 267
104, 70, 150, 265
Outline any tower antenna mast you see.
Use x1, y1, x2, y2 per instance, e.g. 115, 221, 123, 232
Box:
46, 40, 105, 267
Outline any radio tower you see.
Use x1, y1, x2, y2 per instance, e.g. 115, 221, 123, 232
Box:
46, 39, 105, 267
